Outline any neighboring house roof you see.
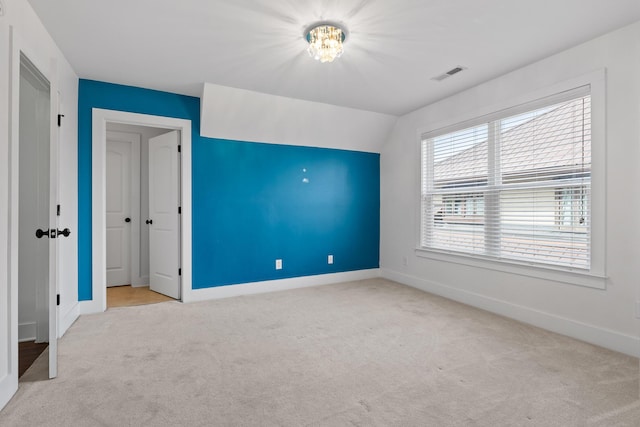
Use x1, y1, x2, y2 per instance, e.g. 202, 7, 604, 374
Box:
434, 97, 591, 184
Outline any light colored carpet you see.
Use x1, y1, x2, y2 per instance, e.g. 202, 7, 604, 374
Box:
1, 278, 638, 426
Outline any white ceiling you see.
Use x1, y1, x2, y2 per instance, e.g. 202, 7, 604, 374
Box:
28, 0, 640, 116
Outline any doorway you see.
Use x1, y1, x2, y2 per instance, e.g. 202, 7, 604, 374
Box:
89, 109, 192, 313
105, 124, 179, 307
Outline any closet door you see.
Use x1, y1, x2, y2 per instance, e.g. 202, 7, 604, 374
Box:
148, 131, 180, 299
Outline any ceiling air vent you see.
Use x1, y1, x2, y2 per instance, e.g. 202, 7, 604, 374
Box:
431, 66, 466, 82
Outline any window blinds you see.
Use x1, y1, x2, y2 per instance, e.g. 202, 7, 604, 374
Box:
421, 89, 591, 270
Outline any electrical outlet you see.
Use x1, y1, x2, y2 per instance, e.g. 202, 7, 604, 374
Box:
275, 259, 282, 270
328, 255, 333, 264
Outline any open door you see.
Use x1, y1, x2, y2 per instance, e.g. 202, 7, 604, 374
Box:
148, 131, 181, 299
17, 54, 59, 379
47, 89, 60, 379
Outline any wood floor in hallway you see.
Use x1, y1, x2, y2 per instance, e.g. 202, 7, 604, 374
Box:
107, 285, 174, 308
18, 341, 48, 378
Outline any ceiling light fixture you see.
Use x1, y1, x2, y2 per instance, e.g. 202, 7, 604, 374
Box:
305, 23, 346, 63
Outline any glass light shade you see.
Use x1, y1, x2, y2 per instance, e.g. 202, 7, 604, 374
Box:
306, 24, 345, 63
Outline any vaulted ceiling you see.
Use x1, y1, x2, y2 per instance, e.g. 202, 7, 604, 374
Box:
28, 0, 640, 116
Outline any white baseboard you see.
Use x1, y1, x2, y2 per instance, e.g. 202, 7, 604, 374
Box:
185, 269, 381, 303
59, 302, 80, 338
18, 322, 36, 342
79, 299, 104, 315
22, 304, 79, 341
131, 277, 149, 287
382, 268, 640, 358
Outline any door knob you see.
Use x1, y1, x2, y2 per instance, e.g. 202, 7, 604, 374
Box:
145, 219, 153, 225
125, 217, 131, 223
57, 228, 71, 237
35, 228, 51, 238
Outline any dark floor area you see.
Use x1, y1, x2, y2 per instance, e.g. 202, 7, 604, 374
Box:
19, 341, 48, 378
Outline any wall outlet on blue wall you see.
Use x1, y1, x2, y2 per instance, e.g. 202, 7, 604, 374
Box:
328, 255, 334, 264
275, 259, 283, 270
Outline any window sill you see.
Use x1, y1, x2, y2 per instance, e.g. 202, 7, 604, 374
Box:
414, 248, 607, 290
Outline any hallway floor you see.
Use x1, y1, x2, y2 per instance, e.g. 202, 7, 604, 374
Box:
107, 285, 174, 308
18, 341, 48, 378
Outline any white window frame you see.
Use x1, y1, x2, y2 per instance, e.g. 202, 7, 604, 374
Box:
415, 70, 606, 289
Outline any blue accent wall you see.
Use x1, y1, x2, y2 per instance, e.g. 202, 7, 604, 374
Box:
78, 79, 379, 300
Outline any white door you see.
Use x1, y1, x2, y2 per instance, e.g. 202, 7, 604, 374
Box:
106, 137, 132, 287
148, 131, 180, 299
16, 55, 59, 379
18, 62, 51, 345
47, 90, 60, 379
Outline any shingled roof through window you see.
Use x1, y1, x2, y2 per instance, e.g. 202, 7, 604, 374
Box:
433, 97, 591, 184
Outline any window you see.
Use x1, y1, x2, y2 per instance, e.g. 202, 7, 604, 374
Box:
555, 188, 587, 228
420, 87, 591, 271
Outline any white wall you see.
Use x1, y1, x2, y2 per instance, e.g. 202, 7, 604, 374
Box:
1, 0, 79, 339
381, 21, 640, 357
201, 83, 397, 153
0, 0, 79, 409
56, 28, 79, 339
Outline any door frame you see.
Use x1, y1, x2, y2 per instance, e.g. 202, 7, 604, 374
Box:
5, 26, 60, 405
87, 109, 192, 313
